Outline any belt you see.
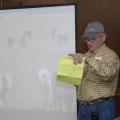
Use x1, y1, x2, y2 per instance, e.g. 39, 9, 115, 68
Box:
79, 97, 113, 106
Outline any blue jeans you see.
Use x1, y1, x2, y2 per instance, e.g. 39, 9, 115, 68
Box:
77, 97, 115, 120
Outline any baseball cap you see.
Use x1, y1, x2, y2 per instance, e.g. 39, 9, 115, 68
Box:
82, 21, 105, 38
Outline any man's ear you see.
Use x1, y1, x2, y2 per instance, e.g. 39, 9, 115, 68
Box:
101, 33, 107, 42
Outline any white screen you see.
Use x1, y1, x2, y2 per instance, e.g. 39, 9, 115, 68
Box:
0, 5, 77, 120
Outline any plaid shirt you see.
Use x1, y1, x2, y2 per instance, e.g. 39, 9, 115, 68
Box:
77, 44, 120, 102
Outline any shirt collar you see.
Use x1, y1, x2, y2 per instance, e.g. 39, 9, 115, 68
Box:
89, 43, 106, 54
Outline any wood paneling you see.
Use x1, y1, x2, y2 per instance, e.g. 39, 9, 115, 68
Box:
22, 0, 76, 5
2, 0, 77, 7
1, 0, 120, 117
2, 0, 17, 8
115, 95, 120, 117
76, 0, 120, 54
0, 0, 2, 8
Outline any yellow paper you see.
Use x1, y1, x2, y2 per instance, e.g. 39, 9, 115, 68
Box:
57, 56, 85, 85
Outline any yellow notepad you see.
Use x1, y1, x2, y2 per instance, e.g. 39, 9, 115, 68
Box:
57, 56, 85, 85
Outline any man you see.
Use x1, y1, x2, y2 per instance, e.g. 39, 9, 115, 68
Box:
70, 21, 120, 120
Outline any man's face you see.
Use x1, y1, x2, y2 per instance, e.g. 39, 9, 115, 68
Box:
85, 35, 104, 52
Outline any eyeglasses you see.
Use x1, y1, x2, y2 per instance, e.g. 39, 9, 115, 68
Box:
84, 36, 98, 43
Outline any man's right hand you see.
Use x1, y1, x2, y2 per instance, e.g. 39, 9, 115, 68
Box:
69, 53, 83, 64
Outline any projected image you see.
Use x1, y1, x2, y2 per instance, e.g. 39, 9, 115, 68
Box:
20, 30, 32, 48
51, 29, 68, 45
37, 68, 75, 111
0, 5, 77, 120
7, 30, 32, 49
0, 63, 12, 108
38, 68, 53, 109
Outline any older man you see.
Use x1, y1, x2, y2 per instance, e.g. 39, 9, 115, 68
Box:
70, 21, 120, 120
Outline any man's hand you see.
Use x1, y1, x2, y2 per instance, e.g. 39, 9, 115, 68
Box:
69, 53, 83, 64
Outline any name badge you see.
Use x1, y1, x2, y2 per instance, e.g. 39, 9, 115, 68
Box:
95, 56, 102, 60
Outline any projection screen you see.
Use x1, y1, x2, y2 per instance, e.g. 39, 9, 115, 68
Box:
0, 5, 77, 120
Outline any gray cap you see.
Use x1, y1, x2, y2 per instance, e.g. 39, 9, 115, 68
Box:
83, 21, 104, 38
